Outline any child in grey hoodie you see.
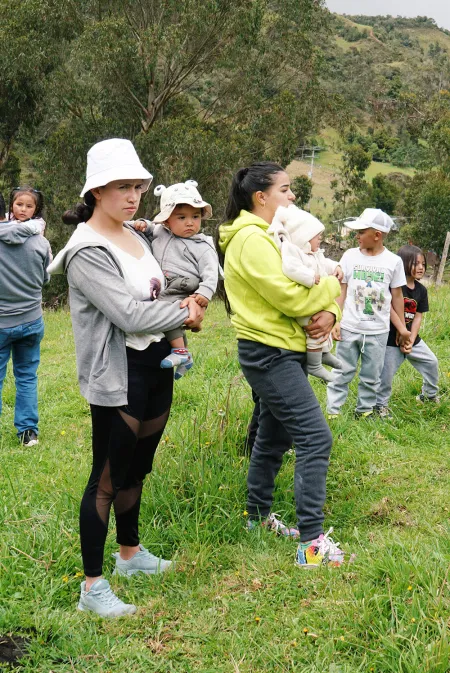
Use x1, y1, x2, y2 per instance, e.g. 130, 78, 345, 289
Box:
136, 180, 219, 379
0, 220, 51, 445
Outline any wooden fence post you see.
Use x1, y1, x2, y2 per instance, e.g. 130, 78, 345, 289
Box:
436, 231, 450, 286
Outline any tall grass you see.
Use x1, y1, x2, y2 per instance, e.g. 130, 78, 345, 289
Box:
0, 288, 449, 672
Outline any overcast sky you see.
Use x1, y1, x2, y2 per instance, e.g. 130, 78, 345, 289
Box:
326, 0, 450, 31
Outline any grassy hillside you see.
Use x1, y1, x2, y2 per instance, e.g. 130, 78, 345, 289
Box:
0, 295, 449, 671
287, 14, 450, 215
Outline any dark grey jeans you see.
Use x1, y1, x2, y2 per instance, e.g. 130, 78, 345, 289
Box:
238, 340, 333, 543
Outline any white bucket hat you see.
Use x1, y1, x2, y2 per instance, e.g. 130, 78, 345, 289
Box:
153, 180, 212, 222
273, 205, 324, 250
345, 208, 394, 233
80, 138, 152, 197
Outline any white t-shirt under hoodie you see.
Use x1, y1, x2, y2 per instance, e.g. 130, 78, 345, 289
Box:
83, 224, 166, 350
340, 247, 406, 334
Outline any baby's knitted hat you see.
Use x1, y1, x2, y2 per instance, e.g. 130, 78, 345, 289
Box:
272, 205, 324, 250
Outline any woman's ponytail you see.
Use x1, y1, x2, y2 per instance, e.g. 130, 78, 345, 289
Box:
224, 162, 284, 222
62, 191, 95, 226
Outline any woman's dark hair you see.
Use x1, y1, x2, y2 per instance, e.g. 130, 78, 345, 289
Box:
224, 161, 285, 221
216, 162, 285, 315
0, 192, 5, 219
62, 191, 96, 225
397, 244, 427, 277
9, 186, 44, 219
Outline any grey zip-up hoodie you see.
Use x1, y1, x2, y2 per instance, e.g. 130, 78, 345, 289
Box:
0, 222, 51, 328
48, 223, 189, 406
148, 223, 219, 301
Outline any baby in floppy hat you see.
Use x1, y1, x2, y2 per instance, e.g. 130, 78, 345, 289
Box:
268, 204, 343, 383
136, 180, 219, 378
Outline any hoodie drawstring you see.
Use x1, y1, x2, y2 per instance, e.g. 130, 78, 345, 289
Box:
361, 333, 366, 354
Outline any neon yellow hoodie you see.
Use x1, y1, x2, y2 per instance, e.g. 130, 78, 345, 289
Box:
219, 210, 341, 351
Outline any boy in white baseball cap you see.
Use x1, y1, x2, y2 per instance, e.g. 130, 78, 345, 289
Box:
268, 205, 343, 382
327, 208, 409, 418
135, 180, 218, 378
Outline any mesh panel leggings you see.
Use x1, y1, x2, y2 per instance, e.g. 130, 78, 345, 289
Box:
80, 340, 173, 577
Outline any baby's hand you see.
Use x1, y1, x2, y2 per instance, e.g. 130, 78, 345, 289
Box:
131, 219, 148, 232
192, 293, 209, 308
332, 322, 341, 341
314, 274, 321, 285
333, 265, 344, 281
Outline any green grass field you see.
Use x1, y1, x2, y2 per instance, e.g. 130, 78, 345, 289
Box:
1, 292, 449, 672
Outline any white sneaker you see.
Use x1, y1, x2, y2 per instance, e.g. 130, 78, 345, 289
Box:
112, 544, 173, 576
78, 579, 136, 618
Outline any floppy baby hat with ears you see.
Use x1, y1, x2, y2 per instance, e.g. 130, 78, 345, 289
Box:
152, 180, 212, 222
80, 138, 153, 197
273, 204, 324, 250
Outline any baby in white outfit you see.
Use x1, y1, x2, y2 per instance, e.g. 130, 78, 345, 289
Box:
268, 204, 343, 382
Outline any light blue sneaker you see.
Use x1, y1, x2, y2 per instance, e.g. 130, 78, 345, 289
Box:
112, 544, 173, 577
78, 579, 136, 618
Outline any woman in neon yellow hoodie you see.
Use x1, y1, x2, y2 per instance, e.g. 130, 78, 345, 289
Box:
218, 162, 349, 568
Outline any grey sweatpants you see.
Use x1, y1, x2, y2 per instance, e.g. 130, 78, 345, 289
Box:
376, 340, 439, 406
326, 328, 389, 414
238, 340, 333, 543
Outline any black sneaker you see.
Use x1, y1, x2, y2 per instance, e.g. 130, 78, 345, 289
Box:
19, 430, 39, 447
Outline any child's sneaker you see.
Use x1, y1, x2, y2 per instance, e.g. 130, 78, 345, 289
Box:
161, 348, 191, 369
19, 430, 38, 447
354, 410, 374, 419
78, 579, 136, 618
416, 394, 440, 404
327, 413, 340, 420
375, 405, 393, 420
247, 513, 300, 539
112, 544, 173, 576
295, 527, 346, 568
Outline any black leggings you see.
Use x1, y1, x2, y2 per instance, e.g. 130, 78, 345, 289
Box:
80, 340, 173, 577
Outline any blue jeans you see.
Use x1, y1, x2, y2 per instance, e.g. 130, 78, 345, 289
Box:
0, 316, 45, 436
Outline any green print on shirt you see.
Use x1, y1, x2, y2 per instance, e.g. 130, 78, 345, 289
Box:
363, 296, 374, 315
353, 269, 385, 282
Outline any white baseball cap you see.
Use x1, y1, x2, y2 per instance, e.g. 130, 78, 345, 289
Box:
345, 208, 394, 233
80, 138, 152, 197
153, 180, 212, 222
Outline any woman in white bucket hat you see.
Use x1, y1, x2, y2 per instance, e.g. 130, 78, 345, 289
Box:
48, 138, 204, 617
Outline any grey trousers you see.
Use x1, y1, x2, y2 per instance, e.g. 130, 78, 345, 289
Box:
376, 340, 439, 406
238, 340, 333, 543
326, 329, 389, 414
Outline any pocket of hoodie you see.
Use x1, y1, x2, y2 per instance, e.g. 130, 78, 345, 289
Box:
90, 341, 111, 382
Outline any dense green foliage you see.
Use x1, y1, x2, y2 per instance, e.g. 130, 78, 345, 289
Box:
291, 175, 313, 207
2, 4, 450, 277
0, 0, 331, 260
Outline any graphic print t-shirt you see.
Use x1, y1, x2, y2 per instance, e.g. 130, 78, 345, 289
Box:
387, 280, 429, 347
340, 247, 406, 334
